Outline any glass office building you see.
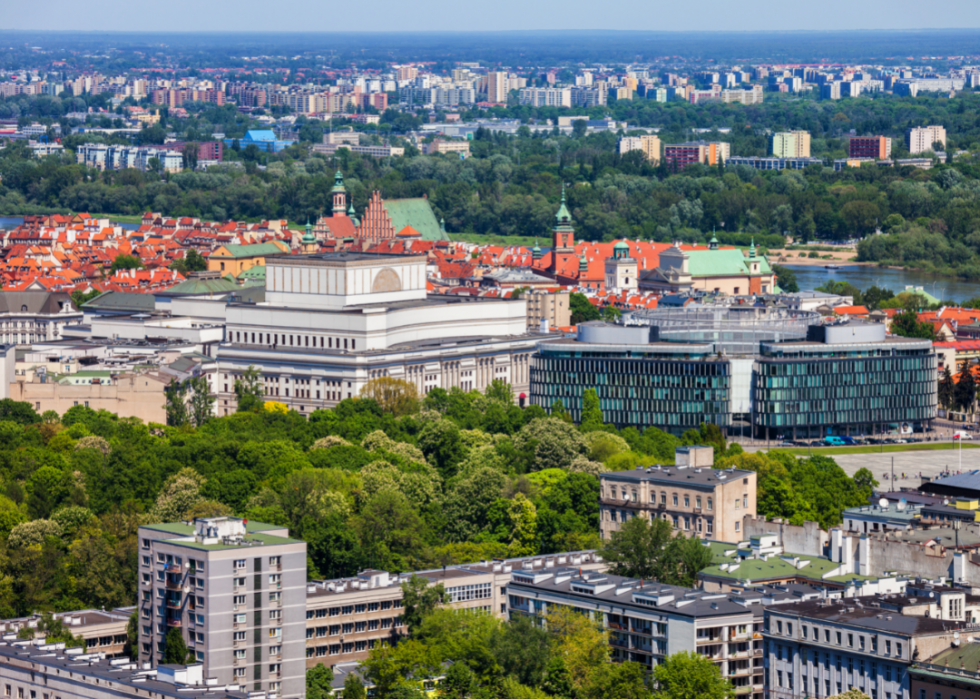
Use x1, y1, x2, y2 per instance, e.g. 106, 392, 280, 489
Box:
530, 311, 937, 438
753, 326, 937, 439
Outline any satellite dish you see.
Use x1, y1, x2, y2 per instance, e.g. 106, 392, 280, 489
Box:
945, 499, 951, 506
898, 499, 907, 511
879, 498, 889, 509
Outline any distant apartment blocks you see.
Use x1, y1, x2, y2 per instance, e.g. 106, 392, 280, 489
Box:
848, 135, 892, 160
664, 141, 731, 170
907, 125, 947, 154
76, 143, 184, 173
518, 87, 572, 107
771, 130, 812, 158
618, 134, 662, 164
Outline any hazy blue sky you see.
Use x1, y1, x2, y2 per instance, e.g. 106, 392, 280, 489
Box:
6, 0, 980, 32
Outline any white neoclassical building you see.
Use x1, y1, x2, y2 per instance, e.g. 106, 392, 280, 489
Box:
0, 291, 83, 346
214, 252, 542, 415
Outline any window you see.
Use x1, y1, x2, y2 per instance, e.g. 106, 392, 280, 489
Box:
735, 521, 740, 532
848, 633, 854, 647
885, 640, 891, 654
234, 631, 246, 642
235, 650, 246, 659
684, 495, 690, 508
707, 498, 713, 511
802, 626, 808, 639
777, 621, 783, 634
896, 643, 902, 658
672, 493, 678, 506
836, 632, 842, 645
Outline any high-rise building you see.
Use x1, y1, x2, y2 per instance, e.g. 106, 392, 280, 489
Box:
848, 135, 892, 159
517, 87, 571, 107
487, 72, 508, 103
906, 125, 947, 154
771, 131, 812, 158
617, 134, 661, 164
137, 517, 307, 699
820, 82, 842, 100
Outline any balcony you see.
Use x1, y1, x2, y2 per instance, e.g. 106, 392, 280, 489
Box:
610, 638, 630, 649
166, 598, 182, 609
599, 498, 645, 510
165, 577, 184, 591
608, 622, 626, 631
166, 617, 182, 628
164, 562, 183, 573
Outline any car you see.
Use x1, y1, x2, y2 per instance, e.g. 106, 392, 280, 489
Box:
954, 432, 973, 440
824, 436, 846, 446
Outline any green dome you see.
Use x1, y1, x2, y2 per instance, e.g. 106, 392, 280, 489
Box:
579, 255, 589, 272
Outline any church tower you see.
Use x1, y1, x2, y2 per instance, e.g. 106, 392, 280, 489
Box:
301, 220, 318, 254
550, 184, 577, 276
332, 170, 347, 217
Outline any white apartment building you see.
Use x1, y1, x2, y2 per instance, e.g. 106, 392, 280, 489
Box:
213, 252, 542, 414
518, 87, 572, 107
618, 134, 661, 163
906, 125, 947, 154
137, 517, 307, 699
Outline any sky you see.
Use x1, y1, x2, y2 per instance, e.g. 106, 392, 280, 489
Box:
5, 0, 980, 32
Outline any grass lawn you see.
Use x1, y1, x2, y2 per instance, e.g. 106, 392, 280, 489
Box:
89, 213, 146, 224
450, 233, 536, 246
769, 442, 980, 456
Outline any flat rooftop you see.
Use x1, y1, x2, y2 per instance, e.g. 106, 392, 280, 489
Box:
768, 597, 967, 635
602, 465, 753, 487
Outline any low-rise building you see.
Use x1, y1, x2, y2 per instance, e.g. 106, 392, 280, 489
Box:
0, 608, 132, 656
10, 370, 170, 422
525, 289, 570, 331
207, 241, 290, 277
599, 446, 757, 542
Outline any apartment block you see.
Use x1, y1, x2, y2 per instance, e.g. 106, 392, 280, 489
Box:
821, 82, 842, 100
518, 87, 572, 107
849, 136, 892, 159
772, 131, 812, 158
765, 597, 966, 699
663, 141, 731, 170
599, 446, 756, 542
0, 608, 132, 656
618, 134, 662, 164
906, 125, 947, 154
507, 567, 793, 698
487, 72, 508, 103
0, 644, 266, 699
137, 517, 307, 699
304, 551, 602, 667
525, 289, 570, 331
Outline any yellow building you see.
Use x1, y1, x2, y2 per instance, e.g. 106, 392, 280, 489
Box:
207, 241, 289, 277
10, 372, 170, 424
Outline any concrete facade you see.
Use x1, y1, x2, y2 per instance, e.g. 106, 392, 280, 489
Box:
10, 371, 169, 422
137, 518, 307, 699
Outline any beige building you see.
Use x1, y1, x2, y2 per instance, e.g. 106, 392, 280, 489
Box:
526, 290, 570, 331
907, 125, 947, 154
423, 139, 471, 156
487, 71, 508, 103
604, 240, 638, 293
599, 446, 757, 543
618, 134, 661, 164
0, 608, 132, 656
10, 371, 169, 422
771, 130, 811, 158
304, 551, 603, 668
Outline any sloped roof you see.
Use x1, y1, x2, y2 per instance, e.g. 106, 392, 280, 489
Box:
82, 290, 156, 312
0, 291, 75, 314
382, 199, 448, 242
212, 243, 288, 259
237, 265, 267, 281
158, 277, 241, 296
685, 249, 772, 277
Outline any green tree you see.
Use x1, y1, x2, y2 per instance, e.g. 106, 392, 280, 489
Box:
400, 574, 449, 634
939, 365, 954, 411
955, 367, 976, 413
582, 661, 653, 699
580, 388, 603, 432
162, 627, 192, 664
171, 249, 207, 275
233, 365, 264, 412
306, 664, 335, 699
601, 305, 622, 322
485, 379, 513, 404
0, 399, 40, 425
570, 292, 600, 325
442, 662, 476, 699
188, 376, 214, 427
360, 377, 419, 416
599, 516, 676, 582
165, 379, 189, 427
890, 307, 935, 340
341, 674, 366, 699
771, 264, 799, 293
652, 651, 734, 699
110, 254, 142, 273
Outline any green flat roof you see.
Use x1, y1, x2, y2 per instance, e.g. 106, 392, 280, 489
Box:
700, 552, 841, 582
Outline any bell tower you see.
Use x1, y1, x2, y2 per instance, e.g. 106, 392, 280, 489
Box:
552, 183, 575, 254
332, 170, 347, 217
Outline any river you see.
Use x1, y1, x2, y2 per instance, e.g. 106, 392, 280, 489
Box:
783, 264, 980, 304
0, 216, 140, 231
